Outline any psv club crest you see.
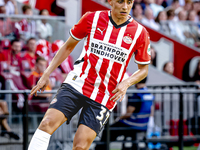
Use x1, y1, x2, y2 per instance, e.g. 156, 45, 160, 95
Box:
123, 35, 132, 44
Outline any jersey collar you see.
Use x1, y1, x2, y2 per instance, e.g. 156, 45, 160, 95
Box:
108, 11, 133, 29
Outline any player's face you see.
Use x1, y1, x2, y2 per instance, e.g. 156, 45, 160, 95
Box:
109, 0, 134, 24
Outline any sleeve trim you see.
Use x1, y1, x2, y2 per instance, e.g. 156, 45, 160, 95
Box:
69, 30, 82, 41
134, 59, 151, 65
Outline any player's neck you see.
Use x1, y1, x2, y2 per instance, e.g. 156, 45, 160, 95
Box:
110, 12, 130, 25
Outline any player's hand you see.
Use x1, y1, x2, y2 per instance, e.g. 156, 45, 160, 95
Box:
30, 75, 50, 96
110, 80, 129, 102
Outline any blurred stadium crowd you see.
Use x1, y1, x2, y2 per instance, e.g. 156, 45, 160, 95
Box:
0, 2, 74, 112
0, 37, 74, 109
101, 0, 200, 48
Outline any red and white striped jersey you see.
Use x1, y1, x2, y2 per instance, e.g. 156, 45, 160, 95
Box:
36, 39, 51, 61
64, 10, 151, 111
15, 19, 36, 39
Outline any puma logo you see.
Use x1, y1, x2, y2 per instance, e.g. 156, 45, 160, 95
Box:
97, 27, 105, 35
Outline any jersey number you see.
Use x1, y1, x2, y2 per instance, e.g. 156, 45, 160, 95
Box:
96, 106, 110, 128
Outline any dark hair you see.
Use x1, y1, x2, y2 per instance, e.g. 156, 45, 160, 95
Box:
163, 62, 169, 71
198, 11, 200, 16
36, 56, 46, 63
138, 77, 147, 84
192, 60, 200, 81
11, 39, 20, 45
155, 11, 164, 23
132, 2, 141, 10
167, 9, 175, 18
39, 9, 48, 15
163, 61, 173, 71
150, 46, 157, 67
173, 0, 179, 3
27, 37, 36, 44
22, 4, 32, 13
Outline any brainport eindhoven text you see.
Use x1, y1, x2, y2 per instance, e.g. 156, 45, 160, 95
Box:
90, 42, 128, 63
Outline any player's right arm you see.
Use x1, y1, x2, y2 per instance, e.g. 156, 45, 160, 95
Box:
30, 12, 91, 96
30, 37, 79, 96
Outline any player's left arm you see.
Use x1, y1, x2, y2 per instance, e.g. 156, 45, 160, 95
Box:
30, 37, 79, 96
111, 27, 150, 102
111, 64, 148, 102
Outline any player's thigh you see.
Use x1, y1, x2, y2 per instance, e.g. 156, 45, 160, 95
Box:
78, 99, 111, 135
73, 124, 96, 150
38, 108, 67, 134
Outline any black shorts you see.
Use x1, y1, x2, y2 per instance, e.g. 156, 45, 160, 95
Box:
49, 83, 111, 135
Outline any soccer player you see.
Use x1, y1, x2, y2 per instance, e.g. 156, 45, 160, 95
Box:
28, 0, 151, 150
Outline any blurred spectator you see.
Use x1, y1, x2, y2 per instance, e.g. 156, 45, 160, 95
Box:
0, 5, 15, 38
0, 39, 26, 110
150, 0, 164, 18
51, 40, 73, 79
0, 0, 18, 15
188, 10, 197, 22
178, 9, 188, 20
140, 0, 152, 12
166, 9, 179, 38
0, 100, 20, 140
132, 3, 144, 21
174, 10, 191, 42
150, 45, 157, 66
36, 9, 53, 42
155, 10, 167, 22
0, 4, 5, 13
165, 0, 182, 18
20, 37, 36, 70
155, 11, 170, 34
35, 39, 51, 61
163, 61, 174, 75
196, 11, 200, 47
0, 39, 21, 74
132, 3, 144, 22
28, 56, 52, 99
141, 7, 160, 30
192, 60, 200, 86
15, 4, 36, 41
186, 10, 200, 46
192, 0, 200, 22
166, 8, 176, 20
95, 77, 154, 150
0, 39, 10, 53
0, 39, 27, 109
183, 0, 193, 13
135, 0, 143, 3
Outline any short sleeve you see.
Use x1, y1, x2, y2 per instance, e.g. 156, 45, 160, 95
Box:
134, 27, 151, 65
70, 12, 90, 41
